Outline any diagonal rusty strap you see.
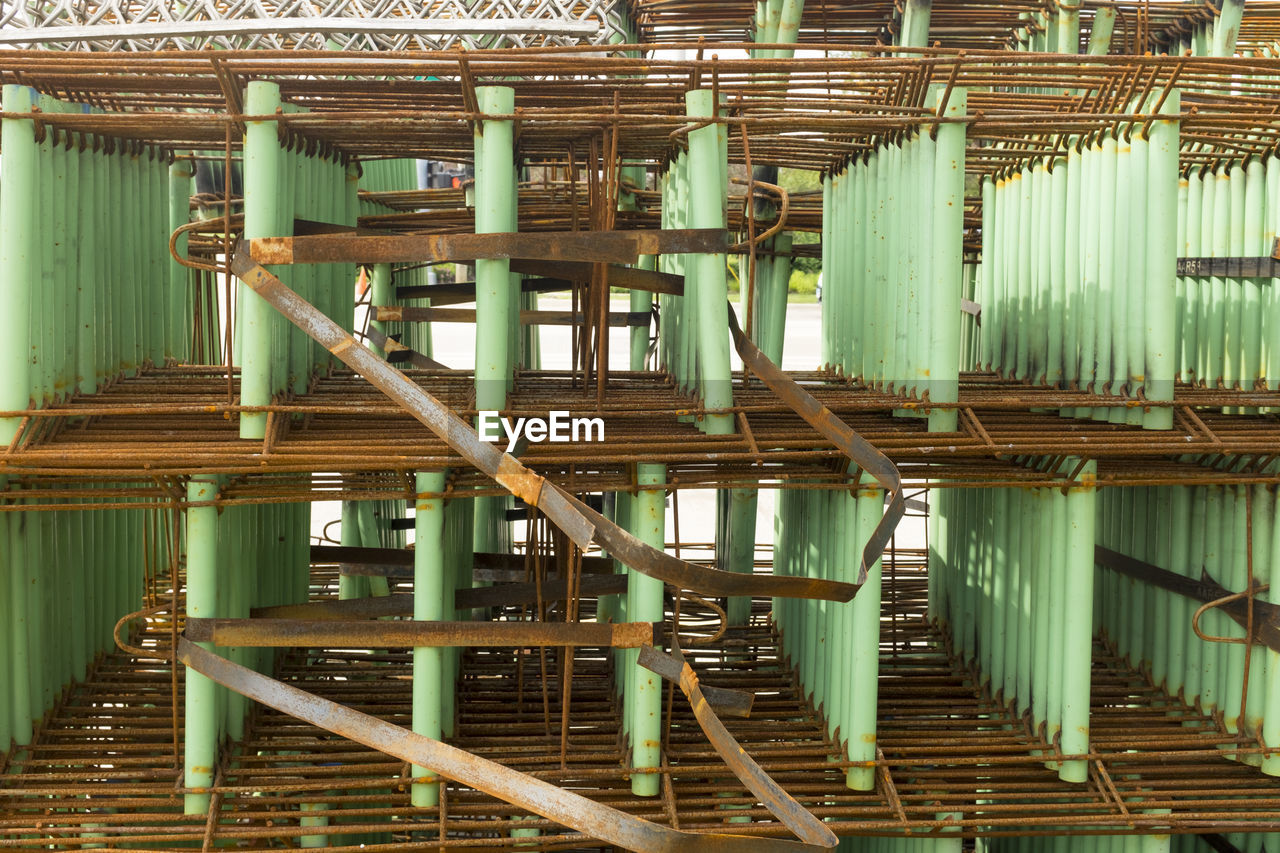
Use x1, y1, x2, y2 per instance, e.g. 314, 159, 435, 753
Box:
178, 639, 828, 852
726, 305, 904, 585
662, 634, 840, 849
231, 246, 856, 603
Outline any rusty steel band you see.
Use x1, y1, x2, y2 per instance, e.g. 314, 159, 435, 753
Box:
248, 227, 729, 266
363, 327, 448, 370
177, 639, 829, 852
184, 617, 657, 649
231, 245, 856, 602
638, 645, 755, 718
726, 305, 905, 585
1095, 545, 1280, 652
661, 634, 840, 849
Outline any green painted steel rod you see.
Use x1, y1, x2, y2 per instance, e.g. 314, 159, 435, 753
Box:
928, 87, 966, 432
1060, 460, 1096, 783
474, 85, 515, 413
685, 89, 735, 435
628, 465, 665, 796
846, 478, 884, 791
185, 476, 221, 814
0, 85, 35, 443
412, 471, 447, 807
241, 81, 284, 439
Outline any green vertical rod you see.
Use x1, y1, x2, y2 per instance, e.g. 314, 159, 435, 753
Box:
846, 477, 884, 791
900, 0, 932, 48
184, 476, 221, 814
412, 471, 447, 807
928, 87, 966, 431
1087, 8, 1116, 54
629, 464, 666, 796
685, 89, 735, 435
168, 160, 194, 366
0, 85, 35, 443
1060, 460, 1097, 783
241, 81, 283, 439
1210, 0, 1245, 57
1143, 90, 1180, 428
474, 85, 515, 413
338, 502, 365, 600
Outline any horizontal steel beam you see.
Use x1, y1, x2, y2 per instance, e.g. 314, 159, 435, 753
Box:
375, 306, 649, 327
185, 617, 657, 648
250, 229, 727, 266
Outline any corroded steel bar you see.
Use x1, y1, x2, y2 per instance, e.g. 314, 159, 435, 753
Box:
249, 229, 728, 266
727, 305, 904, 584
176, 638, 828, 851
230, 245, 857, 601
375, 306, 650, 327
1095, 545, 1280, 652
184, 618, 657, 648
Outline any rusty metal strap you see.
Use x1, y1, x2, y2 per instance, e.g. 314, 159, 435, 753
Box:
638, 646, 754, 718
1094, 545, 1280, 652
185, 618, 657, 649
726, 305, 904, 585
177, 639, 826, 852
663, 636, 840, 849
364, 328, 449, 370
249, 228, 728, 266
232, 247, 854, 603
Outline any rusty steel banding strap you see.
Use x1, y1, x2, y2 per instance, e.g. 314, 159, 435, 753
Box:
232, 246, 855, 602
185, 618, 657, 649
249, 228, 728, 266
363, 327, 448, 370
637, 645, 755, 719
1095, 546, 1280, 652
662, 634, 840, 849
177, 639, 828, 852
726, 306, 904, 586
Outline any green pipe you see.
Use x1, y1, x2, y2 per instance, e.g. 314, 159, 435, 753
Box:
1262, 482, 1280, 775
628, 464, 666, 796
1199, 169, 1218, 385
929, 87, 966, 431
771, 0, 805, 58
846, 477, 884, 791
685, 89, 735, 434
1059, 459, 1096, 783
412, 471, 447, 807
1125, 130, 1149, 426
241, 80, 284, 440
631, 254, 655, 371
1045, 487, 1068, 754
724, 488, 758, 626
474, 85, 515, 413
357, 502, 392, 598
338, 502, 365, 600
900, 0, 932, 48
168, 161, 194, 366
1179, 172, 1197, 385
0, 85, 35, 442
1087, 8, 1116, 54
1210, 0, 1244, 57
185, 476, 221, 814
1243, 157, 1265, 394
